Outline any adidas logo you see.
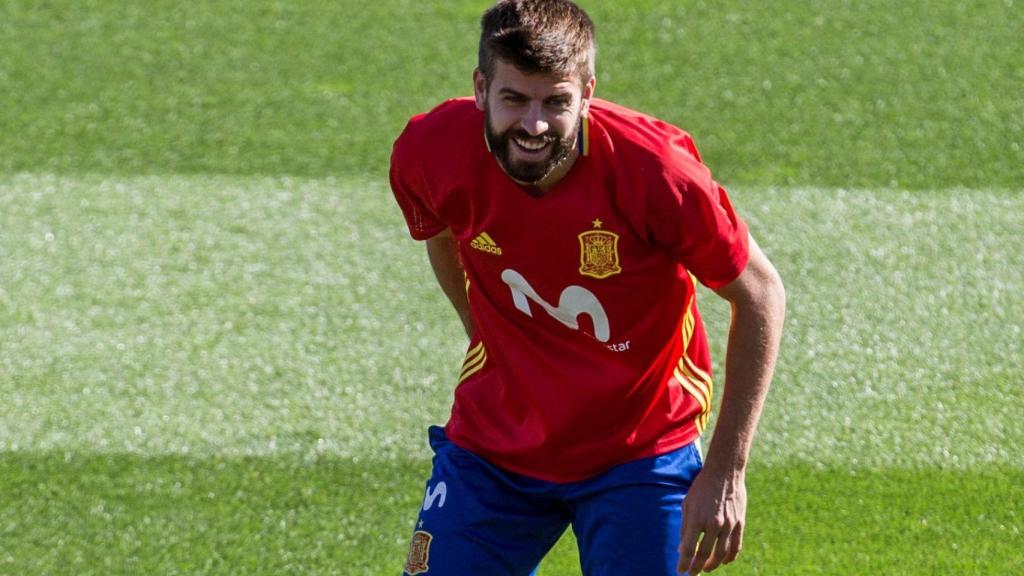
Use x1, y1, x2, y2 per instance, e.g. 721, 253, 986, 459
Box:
470, 232, 503, 255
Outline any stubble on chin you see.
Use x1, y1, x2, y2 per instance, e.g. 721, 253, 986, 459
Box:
484, 111, 577, 185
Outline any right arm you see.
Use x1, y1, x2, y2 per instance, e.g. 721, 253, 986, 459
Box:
426, 228, 475, 339
389, 119, 472, 338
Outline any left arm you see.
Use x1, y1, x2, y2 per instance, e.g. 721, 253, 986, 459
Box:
679, 234, 786, 575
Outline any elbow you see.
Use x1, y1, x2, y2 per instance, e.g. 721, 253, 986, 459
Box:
769, 266, 786, 315
757, 263, 786, 325
741, 261, 786, 325
774, 278, 787, 330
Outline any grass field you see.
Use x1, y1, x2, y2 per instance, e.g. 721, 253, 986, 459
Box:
1, 1, 1022, 574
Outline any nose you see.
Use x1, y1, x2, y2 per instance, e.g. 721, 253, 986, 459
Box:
520, 103, 549, 137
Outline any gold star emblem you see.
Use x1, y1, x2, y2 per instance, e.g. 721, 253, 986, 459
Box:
592, 218, 603, 229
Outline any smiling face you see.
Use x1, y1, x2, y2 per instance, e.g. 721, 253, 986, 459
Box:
475, 60, 596, 188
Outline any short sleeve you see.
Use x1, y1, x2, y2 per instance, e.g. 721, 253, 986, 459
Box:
389, 125, 446, 240
647, 146, 750, 289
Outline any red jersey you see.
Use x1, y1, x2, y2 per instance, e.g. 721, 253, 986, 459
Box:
390, 98, 749, 482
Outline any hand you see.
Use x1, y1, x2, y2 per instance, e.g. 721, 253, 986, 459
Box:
678, 467, 747, 575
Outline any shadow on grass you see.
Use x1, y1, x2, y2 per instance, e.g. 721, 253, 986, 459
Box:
1, 453, 1021, 575
0, 453, 424, 575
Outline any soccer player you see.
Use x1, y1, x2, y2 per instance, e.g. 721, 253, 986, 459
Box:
389, 1, 785, 574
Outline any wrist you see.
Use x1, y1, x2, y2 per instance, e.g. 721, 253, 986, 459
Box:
702, 444, 749, 478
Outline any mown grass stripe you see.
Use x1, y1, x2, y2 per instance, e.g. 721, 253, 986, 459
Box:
1, 175, 1021, 469
0, 453, 1020, 575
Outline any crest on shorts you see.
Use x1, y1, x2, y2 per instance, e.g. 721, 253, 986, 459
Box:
578, 218, 621, 279
404, 530, 433, 575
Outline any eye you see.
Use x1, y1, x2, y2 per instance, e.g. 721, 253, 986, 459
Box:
546, 97, 572, 109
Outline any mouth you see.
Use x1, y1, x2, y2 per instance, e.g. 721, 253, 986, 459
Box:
512, 136, 551, 156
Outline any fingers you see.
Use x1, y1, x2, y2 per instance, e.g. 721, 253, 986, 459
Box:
701, 520, 743, 573
678, 473, 748, 575
678, 508, 721, 576
679, 519, 744, 575
689, 525, 719, 574
721, 519, 744, 565
677, 512, 702, 574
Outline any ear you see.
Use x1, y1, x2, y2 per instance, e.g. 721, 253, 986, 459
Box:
473, 69, 488, 111
580, 75, 597, 117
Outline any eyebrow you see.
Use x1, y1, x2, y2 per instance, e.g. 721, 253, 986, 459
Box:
497, 87, 528, 98
497, 87, 573, 99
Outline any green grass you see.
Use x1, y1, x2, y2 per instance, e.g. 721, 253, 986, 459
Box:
0, 174, 462, 460
1, 0, 1022, 188
2, 454, 1021, 574
3, 176, 1021, 467
2, 174, 1022, 574
2, 0, 1023, 574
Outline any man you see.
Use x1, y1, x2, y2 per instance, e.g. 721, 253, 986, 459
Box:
389, 1, 785, 574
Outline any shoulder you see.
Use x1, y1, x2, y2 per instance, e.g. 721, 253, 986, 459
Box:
393, 98, 484, 162
589, 99, 714, 202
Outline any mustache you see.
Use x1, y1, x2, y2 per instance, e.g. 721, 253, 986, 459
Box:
506, 130, 557, 145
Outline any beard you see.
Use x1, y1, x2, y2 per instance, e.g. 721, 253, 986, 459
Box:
484, 107, 578, 185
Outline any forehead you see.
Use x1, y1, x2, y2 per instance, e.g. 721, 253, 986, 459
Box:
489, 60, 580, 96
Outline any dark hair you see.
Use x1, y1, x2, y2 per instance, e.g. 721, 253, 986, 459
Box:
478, 0, 596, 84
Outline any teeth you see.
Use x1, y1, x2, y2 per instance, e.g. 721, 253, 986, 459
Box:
515, 137, 547, 151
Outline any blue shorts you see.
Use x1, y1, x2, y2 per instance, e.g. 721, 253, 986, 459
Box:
402, 426, 703, 576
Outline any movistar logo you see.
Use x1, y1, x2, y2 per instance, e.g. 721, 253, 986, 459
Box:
470, 231, 502, 255
500, 268, 611, 342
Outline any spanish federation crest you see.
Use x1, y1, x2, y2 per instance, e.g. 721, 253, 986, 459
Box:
578, 218, 621, 279
404, 530, 433, 575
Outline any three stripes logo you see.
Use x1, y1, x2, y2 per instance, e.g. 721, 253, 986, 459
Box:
459, 342, 487, 384
673, 294, 714, 434
470, 232, 503, 255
